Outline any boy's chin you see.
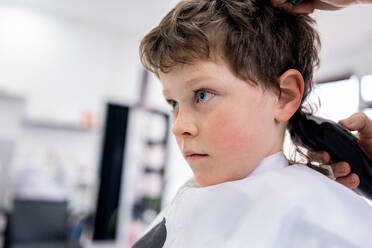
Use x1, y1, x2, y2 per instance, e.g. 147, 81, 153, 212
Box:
193, 174, 239, 187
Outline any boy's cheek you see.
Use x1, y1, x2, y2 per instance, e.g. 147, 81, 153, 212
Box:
205, 115, 257, 155
210, 129, 255, 155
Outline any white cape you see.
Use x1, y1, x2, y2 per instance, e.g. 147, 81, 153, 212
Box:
134, 152, 372, 248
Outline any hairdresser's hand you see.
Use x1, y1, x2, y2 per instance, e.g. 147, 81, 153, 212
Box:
271, 0, 370, 14
322, 151, 360, 192
339, 113, 372, 156
325, 113, 372, 192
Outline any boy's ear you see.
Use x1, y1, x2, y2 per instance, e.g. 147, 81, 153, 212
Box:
274, 69, 304, 122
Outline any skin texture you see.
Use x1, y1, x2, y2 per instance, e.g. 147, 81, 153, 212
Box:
159, 60, 304, 187
271, 0, 370, 14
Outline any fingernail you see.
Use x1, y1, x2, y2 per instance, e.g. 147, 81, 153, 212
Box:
349, 177, 357, 186
336, 167, 345, 174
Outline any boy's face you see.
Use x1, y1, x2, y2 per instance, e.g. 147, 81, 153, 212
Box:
160, 60, 284, 186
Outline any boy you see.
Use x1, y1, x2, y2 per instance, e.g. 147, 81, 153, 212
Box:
134, 0, 372, 247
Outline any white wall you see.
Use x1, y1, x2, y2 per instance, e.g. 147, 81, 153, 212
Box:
317, 41, 372, 81
0, 3, 149, 215
313, 5, 372, 81
0, 3, 143, 123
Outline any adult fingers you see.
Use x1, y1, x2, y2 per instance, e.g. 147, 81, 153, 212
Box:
339, 113, 372, 139
271, 0, 288, 5
313, 1, 344, 10
271, 0, 315, 14
292, 2, 316, 13
314, 0, 359, 8
308, 150, 331, 163
336, 173, 360, 189
321, 151, 331, 164
330, 161, 351, 178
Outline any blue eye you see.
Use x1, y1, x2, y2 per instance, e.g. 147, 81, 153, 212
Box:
167, 100, 179, 110
195, 90, 214, 104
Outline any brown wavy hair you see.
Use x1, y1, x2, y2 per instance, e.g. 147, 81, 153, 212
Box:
140, 0, 329, 176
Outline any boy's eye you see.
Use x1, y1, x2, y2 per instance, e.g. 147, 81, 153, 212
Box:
167, 99, 179, 110
195, 89, 215, 104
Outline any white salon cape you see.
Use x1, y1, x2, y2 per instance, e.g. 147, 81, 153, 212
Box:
133, 152, 372, 248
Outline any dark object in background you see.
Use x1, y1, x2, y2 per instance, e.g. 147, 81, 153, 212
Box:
289, 112, 372, 199
5, 199, 70, 247
93, 104, 129, 240
3, 211, 10, 248
92, 103, 170, 245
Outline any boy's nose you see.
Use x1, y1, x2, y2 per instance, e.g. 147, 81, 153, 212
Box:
172, 112, 198, 137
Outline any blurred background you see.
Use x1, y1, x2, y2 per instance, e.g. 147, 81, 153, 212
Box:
0, 0, 371, 247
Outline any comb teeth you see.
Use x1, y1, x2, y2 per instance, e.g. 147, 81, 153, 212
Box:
290, 0, 305, 5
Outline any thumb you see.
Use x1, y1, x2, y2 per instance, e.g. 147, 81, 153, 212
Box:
339, 113, 372, 138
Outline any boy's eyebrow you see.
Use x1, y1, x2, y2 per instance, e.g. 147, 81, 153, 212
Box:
184, 76, 215, 86
162, 75, 217, 97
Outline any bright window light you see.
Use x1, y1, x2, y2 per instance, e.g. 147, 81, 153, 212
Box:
361, 75, 372, 102
305, 76, 359, 122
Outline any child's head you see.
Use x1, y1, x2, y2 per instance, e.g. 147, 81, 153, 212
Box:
140, 0, 321, 186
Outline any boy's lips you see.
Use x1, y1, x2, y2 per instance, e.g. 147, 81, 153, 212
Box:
183, 150, 209, 160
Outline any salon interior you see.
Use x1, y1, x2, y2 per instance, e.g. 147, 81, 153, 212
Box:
0, 0, 371, 247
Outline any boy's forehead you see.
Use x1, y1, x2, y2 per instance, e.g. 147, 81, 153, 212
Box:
160, 60, 230, 85
159, 60, 264, 98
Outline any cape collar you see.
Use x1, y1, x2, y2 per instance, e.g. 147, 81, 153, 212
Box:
247, 151, 289, 178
